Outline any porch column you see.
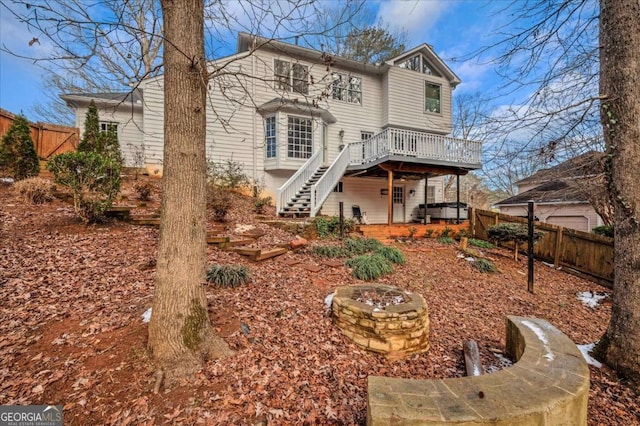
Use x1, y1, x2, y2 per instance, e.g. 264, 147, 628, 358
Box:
423, 174, 428, 225
387, 169, 393, 225
456, 174, 461, 224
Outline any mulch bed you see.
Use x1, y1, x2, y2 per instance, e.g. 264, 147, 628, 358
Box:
0, 176, 638, 425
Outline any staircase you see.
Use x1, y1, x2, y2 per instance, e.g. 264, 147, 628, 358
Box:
281, 166, 328, 216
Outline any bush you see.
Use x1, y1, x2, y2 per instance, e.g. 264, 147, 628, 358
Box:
134, 183, 152, 201
47, 151, 121, 223
78, 101, 123, 165
487, 222, 544, 260
206, 184, 232, 221
345, 237, 383, 255
438, 236, 456, 244
375, 246, 406, 265
0, 115, 40, 180
473, 258, 498, 273
468, 238, 495, 249
13, 177, 53, 204
592, 225, 614, 238
206, 264, 251, 288
345, 254, 394, 281
254, 195, 272, 214
207, 159, 250, 191
312, 245, 349, 258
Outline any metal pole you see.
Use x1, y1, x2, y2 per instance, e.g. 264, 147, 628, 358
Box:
424, 174, 428, 225
456, 174, 461, 224
527, 200, 535, 294
339, 202, 344, 239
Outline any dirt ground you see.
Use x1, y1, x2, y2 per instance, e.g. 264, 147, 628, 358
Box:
0, 175, 638, 425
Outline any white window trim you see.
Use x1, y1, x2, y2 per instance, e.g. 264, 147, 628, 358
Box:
424, 81, 442, 115
331, 72, 362, 105
264, 115, 277, 159
274, 58, 309, 94
286, 115, 314, 159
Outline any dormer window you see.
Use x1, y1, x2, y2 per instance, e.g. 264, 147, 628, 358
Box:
398, 54, 439, 76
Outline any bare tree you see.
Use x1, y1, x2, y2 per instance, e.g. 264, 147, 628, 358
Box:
1, 0, 164, 124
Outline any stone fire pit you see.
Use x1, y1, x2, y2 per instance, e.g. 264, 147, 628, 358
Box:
331, 284, 429, 360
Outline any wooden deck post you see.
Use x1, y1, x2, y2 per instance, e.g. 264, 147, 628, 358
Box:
387, 169, 393, 225
424, 174, 428, 225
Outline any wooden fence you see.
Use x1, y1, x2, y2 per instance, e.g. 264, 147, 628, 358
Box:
470, 208, 614, 288
0, 108, 78, 160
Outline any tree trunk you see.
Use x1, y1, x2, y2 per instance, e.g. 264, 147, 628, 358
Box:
597, 0, 640, 387
148, 0, 231, 381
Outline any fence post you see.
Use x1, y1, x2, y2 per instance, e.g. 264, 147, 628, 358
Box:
339, 202, 344, 239
554, 228, 563, 269
527, 200, 535, 294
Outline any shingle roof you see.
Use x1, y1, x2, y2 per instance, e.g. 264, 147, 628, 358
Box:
495, 179, 592, 206
516, 151, 605, 186
61, 90, 143, 105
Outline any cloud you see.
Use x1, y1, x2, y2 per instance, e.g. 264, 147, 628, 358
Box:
375, 0, 448, 45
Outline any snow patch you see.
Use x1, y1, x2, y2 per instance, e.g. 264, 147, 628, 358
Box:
0, 177, 14, 185
521, 320, 555, 361
577, 291, 608, 309
141, 307, 152, 323
234, 224, 256, 234
577, 343, 602, 368
465, 257, 475, 262
324, 293, 334, 310
485, 352, 513, 373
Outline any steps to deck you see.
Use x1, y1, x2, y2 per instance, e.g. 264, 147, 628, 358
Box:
281, 166, 329, 217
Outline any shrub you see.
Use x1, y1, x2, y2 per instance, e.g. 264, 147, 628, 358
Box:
346, 254, 394, 281
312, 245, 349, 258
134, 183, 152, 201
254, 195, 272, 214
206, 264, 251, 288
487, 222, 545, 260
78, 101, 123, 165
438, 236, 456, 244
0, 115, 40, 180
345, 237, 383, 255
207, 184, 231, 221
592, 225, 614, 238
375, 246, 406, 265
207, 159, 250, 191
473, 258, 498, 273
440, 227, 454, 239
424, 229, 435, 239
14, 177, 53, 204
469, 238, 495, 249
314, 216, 355, 238
47, 151, 121, 223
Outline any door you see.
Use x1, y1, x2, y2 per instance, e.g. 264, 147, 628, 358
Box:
322, 123, 328, 165
392, 186, 405, 223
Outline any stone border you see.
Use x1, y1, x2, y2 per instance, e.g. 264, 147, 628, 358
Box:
367, 316, 589, 425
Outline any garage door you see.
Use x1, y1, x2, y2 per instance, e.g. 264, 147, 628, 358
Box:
546, 216, 589, 232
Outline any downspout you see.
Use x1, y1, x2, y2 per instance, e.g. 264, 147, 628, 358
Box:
251, 53, 257, 194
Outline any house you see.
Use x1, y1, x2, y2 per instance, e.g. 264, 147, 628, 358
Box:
494, 151, 606, 232
61, 33, 482, 224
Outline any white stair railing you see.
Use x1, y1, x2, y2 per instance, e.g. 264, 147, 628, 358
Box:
309, 147, 351, 217
276, 149, 323, 214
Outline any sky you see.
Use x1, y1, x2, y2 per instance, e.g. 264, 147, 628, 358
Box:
0, 0, 506, 122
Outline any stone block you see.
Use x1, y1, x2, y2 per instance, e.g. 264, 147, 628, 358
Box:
369, 339, 390, 352
401, 320, 416, 329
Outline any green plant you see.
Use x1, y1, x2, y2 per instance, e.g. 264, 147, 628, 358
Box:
438, 236, 456, 244
206, 264, 251, 288
134, 182, 152, 201
468, 238, 495, 249
375, 246, 406, 264
13, 177, 53, 204
312, 245, 349, 258
0, 115, 40, 180
207, 184, 231, 221
345, 237, 383, 255
47, 151, 121, 223
424, 229, 435, 239
314, 216, 354, 238
473, 258, 498, 273
77, 101, 123, 165
487, 222, 545, 261
440, 227, 453, 239
345, 254, 394, 281
408, 226, 417, 239
254, 195, 272, 214
592, 224, 614, 238
207, 158, 250, 190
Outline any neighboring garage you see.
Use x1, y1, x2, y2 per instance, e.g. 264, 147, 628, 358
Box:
544, 215, 590, 232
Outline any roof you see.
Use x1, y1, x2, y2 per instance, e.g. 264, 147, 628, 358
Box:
257, 98, 337, 124
516, 151, 605, 186
60, 90, 143, 109
386, 44, 461, 87
494, 179, 592, 206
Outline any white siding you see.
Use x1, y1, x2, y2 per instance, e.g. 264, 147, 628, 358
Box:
498, 203, 601, 232
385, 66, 453, 134
75, 104, 144, 167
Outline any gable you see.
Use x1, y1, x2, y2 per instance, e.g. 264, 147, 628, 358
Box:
387, 45, 460, 87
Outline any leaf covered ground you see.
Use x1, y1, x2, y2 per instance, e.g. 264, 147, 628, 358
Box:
0, 176, 638, 425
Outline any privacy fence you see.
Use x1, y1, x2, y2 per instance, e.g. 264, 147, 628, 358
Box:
469, 208, 614, 288
0, 108, 78, 160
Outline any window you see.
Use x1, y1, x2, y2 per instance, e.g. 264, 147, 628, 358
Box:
265, 116, 276, 158
425, 83, 441, 113
360, 131, 374, 141
427, 185, 436, 204
333, 181, 344, 193
332, 73, 362, 105
393, 186, 404, 204
287, 116, 313, 159
100, 121, 118, 132
398, 54, 439, 76
274, 59, 308, 94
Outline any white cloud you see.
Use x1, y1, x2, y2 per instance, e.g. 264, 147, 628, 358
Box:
376, 0, 448, 46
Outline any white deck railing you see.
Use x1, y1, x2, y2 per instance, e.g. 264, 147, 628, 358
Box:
276, 149, 323, 214
347, 127, 482, 166
309, 147, 351, 217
